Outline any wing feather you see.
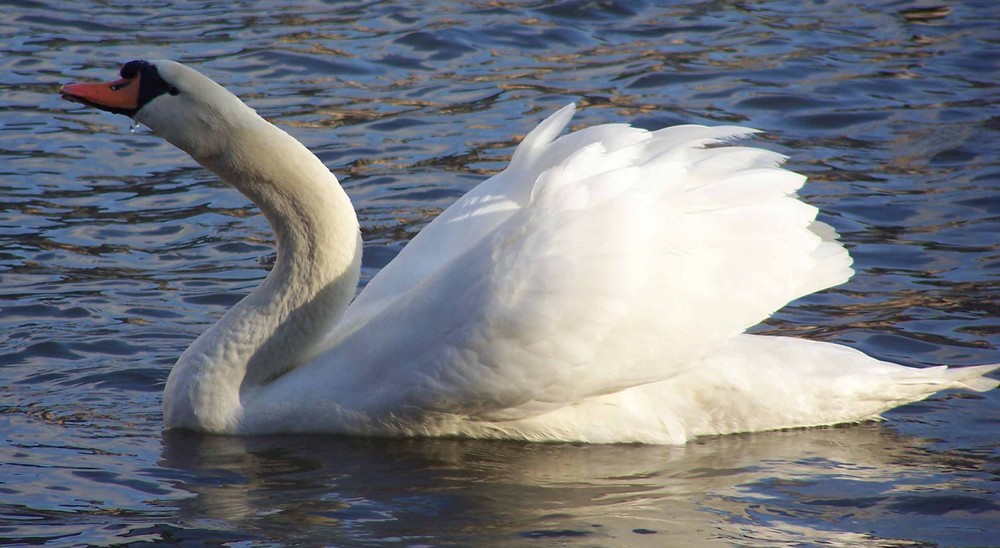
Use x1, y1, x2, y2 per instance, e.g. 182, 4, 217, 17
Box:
313, 105, 853, 423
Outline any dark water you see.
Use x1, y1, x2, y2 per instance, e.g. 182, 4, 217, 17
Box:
2, 0, 999, 545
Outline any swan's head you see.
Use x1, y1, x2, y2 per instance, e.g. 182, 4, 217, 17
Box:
60, 60, 257, 160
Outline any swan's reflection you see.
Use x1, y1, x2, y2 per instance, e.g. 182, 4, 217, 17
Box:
158, 424, 987, 546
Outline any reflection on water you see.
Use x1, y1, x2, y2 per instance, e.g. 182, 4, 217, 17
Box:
2, 0, 999, 545
152, 425, 992, 546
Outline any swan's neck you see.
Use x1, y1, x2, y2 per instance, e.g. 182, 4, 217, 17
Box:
163, 115, 361, 431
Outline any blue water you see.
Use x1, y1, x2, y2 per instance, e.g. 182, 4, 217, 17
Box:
2, 1, 999, 545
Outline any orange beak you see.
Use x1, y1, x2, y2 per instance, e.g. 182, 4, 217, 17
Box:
60, 74, 142, 115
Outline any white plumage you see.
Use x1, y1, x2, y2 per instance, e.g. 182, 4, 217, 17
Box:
62, 60, 999, 443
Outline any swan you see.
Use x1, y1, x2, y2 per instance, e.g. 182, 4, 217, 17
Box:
60, 59, 999, 444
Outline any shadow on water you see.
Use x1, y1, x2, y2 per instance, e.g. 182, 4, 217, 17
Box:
152, 423, 994, 546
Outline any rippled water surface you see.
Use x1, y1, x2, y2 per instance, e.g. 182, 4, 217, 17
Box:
2, 1, 999, 545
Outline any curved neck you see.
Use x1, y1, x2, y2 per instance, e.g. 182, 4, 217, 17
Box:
164, 115, 361, 431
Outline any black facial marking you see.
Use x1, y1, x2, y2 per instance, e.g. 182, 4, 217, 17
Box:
121, 60, 180, 115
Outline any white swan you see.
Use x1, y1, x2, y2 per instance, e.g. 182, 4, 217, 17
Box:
60, 60, 998, 444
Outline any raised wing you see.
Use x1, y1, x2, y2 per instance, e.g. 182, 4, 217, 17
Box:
305, 105, 853, 423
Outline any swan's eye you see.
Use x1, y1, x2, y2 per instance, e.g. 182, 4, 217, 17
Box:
167, 85, 180, 96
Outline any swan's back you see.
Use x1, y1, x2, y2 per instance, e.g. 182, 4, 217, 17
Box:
265, 105, 854, 432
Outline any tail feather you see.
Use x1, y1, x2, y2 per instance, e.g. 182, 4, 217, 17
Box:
652, 336, 1000, 441
923, 363, 1000, 392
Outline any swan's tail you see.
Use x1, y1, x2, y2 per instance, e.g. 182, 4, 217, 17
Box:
486, 343, 999, 445
904, 363, 1000, 393
632, 335, 1000, 442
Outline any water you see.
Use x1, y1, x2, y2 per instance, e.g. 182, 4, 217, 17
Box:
2, 0, 999, 545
